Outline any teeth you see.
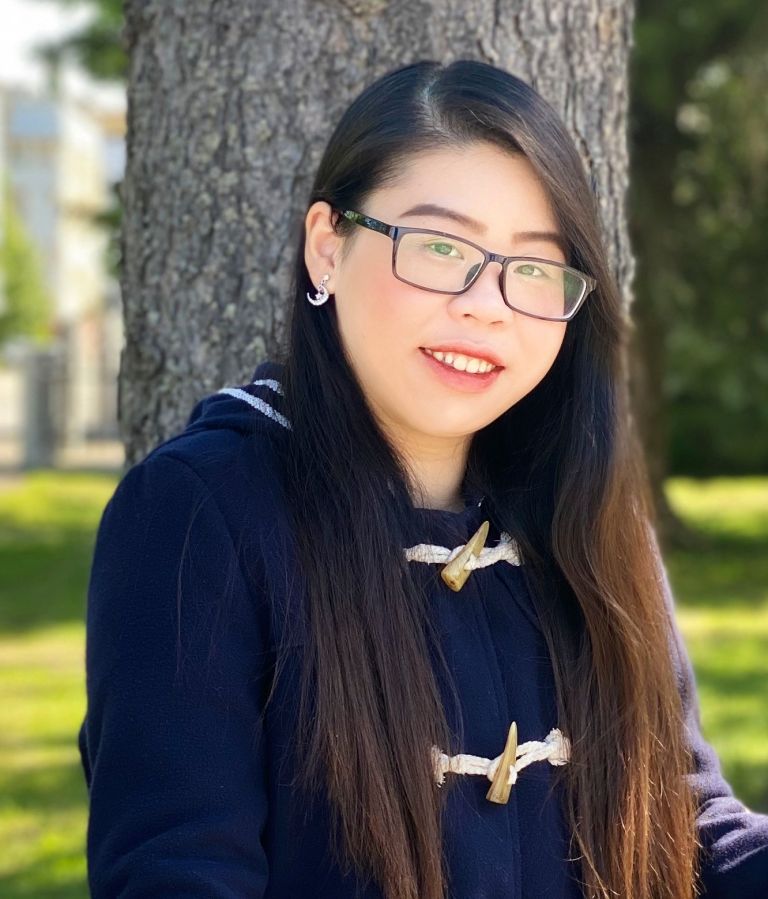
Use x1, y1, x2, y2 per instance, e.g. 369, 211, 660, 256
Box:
424, 348, 497, 374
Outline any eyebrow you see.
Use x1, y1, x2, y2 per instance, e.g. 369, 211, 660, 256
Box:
398, 203, 568, 256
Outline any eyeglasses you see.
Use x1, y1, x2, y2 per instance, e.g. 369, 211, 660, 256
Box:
335, 208, 596, 322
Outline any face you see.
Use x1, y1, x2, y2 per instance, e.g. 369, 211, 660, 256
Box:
304, 141, 569, 457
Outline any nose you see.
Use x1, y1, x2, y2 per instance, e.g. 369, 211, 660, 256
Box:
450, 258, 510, 322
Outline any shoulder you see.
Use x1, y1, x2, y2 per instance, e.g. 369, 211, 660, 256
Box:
104, 361, 293, 576
92, 363, 301, 646
144, 359, 289, 477
133, 360, 289, 506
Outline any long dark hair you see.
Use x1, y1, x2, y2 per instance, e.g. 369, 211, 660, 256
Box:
263, 59, 701, 899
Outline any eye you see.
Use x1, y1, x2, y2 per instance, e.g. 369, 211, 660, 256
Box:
426, 241, 463, 259
513, 262, 548, 278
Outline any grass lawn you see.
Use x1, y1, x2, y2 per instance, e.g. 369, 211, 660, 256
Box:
664, 477, 768, 808
0, 471, 118, 897
0, 470, 766, 896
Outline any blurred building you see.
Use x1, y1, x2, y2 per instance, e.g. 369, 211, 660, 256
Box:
0, 79, 124, 466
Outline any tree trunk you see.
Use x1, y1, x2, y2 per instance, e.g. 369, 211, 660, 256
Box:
120, 0, 635, 466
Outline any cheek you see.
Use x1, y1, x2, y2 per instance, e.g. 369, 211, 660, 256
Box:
338, 267, 422, 363
526, 319, 567, 354
335, 276, 434, 428
510, 320, 567, 386
336, 262, 386, 360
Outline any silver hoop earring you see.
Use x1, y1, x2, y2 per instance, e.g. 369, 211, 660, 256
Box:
306, 274, 331, 306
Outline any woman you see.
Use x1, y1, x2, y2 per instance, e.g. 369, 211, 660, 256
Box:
78, 60, 768, 898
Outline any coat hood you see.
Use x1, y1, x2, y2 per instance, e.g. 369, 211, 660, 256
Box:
183, 359, 290, 438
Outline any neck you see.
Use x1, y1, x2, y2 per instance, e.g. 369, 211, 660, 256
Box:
398, 435, 472, 513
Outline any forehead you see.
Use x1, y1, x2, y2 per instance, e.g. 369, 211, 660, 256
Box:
366, 142, 565, 253
370, 143, 555, 226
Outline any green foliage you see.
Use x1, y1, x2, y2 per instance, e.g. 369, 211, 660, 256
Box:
0, 178, 52, 347
667, 56, 768, 473
631, 3, 768, 474
29, 0, 126, 82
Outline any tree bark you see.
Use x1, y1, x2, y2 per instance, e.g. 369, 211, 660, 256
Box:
120, 0, 635, 466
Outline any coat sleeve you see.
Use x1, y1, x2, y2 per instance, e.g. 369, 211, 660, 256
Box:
78, 451, 273, 897
652, 534, 768, 897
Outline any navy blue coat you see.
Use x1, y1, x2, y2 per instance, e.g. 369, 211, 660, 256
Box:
78, 359, 768, 897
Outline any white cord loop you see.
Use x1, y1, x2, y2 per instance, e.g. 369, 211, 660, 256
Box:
405, 531, 522, 569
431, 727, 571, 790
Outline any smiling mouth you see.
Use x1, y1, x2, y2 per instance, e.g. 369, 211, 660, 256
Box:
420, 347, 502, 374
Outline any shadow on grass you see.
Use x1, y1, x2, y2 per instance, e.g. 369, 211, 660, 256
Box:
0, 756, 89, 899
666, 533, 768, 610
0, 756, 88, 811
0, 873, 88, 899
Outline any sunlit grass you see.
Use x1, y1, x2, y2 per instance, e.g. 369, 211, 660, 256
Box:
0, 470, 766, 897
0, 623, 90, 897
664, 477, 768, 808
666, 477, 768, 539
0, 471, 116, 898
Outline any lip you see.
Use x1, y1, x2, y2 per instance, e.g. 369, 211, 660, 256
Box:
418, 342, 505, 368
418, 347, 503, 393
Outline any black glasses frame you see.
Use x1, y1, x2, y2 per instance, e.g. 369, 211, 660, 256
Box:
335, 208, 597, 322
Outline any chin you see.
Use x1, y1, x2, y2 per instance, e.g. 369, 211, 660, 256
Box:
415, 415, 484, 440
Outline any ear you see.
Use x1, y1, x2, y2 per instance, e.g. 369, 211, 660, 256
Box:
304, 201, 343, 291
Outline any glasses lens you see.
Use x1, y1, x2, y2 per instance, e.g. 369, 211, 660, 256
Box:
505, 260, 586, 319
395, 232, 486, 293
394, 232, 587, 320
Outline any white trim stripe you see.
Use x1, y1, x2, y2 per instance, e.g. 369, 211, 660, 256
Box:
216, 387, 292, 430
251, 378, 284, 395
